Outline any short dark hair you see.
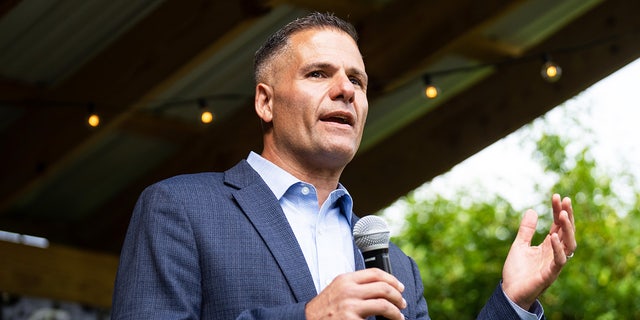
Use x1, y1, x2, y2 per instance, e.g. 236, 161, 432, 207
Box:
253, 12, 359, 83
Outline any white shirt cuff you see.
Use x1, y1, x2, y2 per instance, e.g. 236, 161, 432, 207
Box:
502, 286, 544, 320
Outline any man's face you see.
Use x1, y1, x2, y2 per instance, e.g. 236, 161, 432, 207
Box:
258, 28, 369, 171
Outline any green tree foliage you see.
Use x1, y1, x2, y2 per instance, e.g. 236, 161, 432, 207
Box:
392, 133, 640, 319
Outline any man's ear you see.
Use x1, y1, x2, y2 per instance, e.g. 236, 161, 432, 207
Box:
255, 83, 274, 123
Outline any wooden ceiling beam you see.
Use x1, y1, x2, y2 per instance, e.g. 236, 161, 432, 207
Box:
46, 0, 264, 105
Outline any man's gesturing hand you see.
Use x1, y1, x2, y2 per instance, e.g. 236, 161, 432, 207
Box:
502, 194, 577, 310
305, 268, 407, 320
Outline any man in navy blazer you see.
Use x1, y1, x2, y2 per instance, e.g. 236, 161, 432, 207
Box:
112, 12, 577, 319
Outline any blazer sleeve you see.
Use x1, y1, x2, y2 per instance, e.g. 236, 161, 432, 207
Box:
111, 182, 203, 319
477, 283, 545, 320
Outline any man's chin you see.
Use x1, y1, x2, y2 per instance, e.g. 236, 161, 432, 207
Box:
317, 145, 358, 166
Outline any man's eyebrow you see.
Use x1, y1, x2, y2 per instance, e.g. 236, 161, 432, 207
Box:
348, 67, 368, 85
300, 62, 334, 73
301, 62, 368, 83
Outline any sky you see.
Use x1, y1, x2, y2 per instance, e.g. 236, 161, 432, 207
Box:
383, 57, 640, 231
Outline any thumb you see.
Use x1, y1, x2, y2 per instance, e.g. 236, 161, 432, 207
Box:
516, 209, 539, 246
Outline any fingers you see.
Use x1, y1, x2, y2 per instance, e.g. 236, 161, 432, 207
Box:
547, 194, 577, 265
551, 194, 576, 236
552, 193, 562, 221
351, 269, 406, 310
558, 210, 577, 256
562, 196, 575, 232
307, 269, 406, 320
516, 209, 539, 245
352, 268, 405, 293
357, 283, 407, 319
552, 195, 576, 256
550, 233, 567, 271
550, 194, 563, 235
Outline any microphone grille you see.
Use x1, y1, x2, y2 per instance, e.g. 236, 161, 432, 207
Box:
353, 215, 390, 252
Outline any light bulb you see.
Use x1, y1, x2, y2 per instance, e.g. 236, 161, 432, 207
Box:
87, 113, 100, 127
197, 98, 214, 124
201, 110, 213, 124
425, 84, 439, 99
421, 75, 439, 99
541, 59, 562, 83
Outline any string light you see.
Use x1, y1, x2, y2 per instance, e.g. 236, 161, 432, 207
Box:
421, 53, 565, 97
422, 75, 439, 99
87, 113, 100, 127
87, 103, 100, 128
3, 27, 632, 125
201, 110, 213, 124
541, 54, 562, 83
198, 98, 214, 124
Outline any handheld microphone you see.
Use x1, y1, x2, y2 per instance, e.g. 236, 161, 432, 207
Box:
353, 215, 393, 274
353, 215, 393, 320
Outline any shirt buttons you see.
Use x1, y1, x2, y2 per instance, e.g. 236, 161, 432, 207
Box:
301, 186, 310, 195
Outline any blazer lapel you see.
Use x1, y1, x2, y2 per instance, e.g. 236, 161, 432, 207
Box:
226, 161, 318, 303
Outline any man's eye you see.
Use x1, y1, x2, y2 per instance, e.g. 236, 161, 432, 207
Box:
308, 71, 324, 78
349, 77, 362, 86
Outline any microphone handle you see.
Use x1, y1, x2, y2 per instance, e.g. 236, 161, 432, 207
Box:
362, 248, 392, 274
362, 248, 393, 320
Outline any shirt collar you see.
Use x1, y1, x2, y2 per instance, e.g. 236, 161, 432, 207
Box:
246, 151, 353, 222
247, 151, 299, 200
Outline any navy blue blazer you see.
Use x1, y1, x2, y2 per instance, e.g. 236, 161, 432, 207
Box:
111, 160, 523, 319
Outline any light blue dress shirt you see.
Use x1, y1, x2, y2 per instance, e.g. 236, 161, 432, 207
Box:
247, 152, 355, 293
247, 152, 542, 319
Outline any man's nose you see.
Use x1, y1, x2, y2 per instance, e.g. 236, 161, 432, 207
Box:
330, 73, 355, 103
